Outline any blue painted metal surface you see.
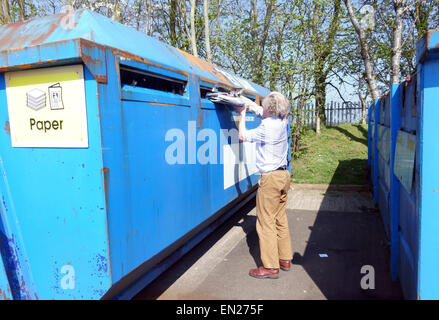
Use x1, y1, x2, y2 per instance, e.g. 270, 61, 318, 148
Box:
389, 84, 401, 281
369, 29, 439, 299
0, 10, 271, 299
373, 99, 379, 205
0, 241, 12, 299
0, 66, 112, 299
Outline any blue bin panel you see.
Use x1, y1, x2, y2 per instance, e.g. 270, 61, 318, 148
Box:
0, 250, 12, 299
99, 52, 265, 284
399, 186, 418, 265
378, 181, 390, 237
369, 29, 439, 299
0, 65, 112, 299
0, 9, 273, 299
378, 154, 391, 192
379, 96, 391, 126
402, 79, 417, 133
399, 235, 417, 300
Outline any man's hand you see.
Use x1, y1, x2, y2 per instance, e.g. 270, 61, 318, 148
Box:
235, 105, 247, 114
240, 96, 259, 113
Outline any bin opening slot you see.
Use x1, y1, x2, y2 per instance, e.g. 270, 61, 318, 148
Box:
120, 66, 187, 95
200, 85, 229, 99
244, 95, 256, 102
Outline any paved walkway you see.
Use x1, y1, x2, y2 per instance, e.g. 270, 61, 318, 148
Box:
134, 188, 403, 300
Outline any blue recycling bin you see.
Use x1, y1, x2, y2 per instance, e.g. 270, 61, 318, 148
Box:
0, 9, 272, 299
369, 29, 439, 299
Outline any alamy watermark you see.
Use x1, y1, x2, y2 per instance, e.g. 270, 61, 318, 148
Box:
360, 5, 375, 31
360, 265, 375, 290
164, 121, 265, 166
60, 264, 75, 290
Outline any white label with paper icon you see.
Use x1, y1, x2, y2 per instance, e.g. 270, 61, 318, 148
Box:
4, 65, 88, 148
48, 83, 64, 110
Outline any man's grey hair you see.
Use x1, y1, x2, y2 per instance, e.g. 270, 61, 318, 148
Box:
262, 92, 290, 118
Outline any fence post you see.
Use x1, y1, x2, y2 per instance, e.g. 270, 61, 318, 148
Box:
329, 101, 333, 126
349, 102, 352, 124
332, 102, 335, 125
390, 83, 402, 281
340, 102, 343, 125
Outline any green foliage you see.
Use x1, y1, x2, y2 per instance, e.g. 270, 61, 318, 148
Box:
3, 0, 438, 157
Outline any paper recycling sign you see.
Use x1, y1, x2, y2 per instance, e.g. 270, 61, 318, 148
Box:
5, 64, 88, 148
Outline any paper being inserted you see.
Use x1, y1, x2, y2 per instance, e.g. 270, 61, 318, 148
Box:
205, 90, 247, 108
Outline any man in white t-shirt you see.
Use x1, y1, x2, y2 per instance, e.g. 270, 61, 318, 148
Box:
238, 92, 292, 279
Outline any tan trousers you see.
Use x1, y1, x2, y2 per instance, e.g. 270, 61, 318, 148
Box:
256, 170, 292, 269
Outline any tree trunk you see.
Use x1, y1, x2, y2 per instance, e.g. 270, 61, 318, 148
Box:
145, 0, 154, 35
0, 1, 5, 24
203, 0, 212, 62
344, 0, 381, 100
358, 74, 368, 125
313, 66, 328, 132
17, 0, 25, 21
168, 0, 178, 46
1, 0, 12, 24
315, 115, 321, 135
311, 0, 342, 133
112, 0, 121, 22
390, 0, 405, 84
250, 0, 275, 85
213, 0, 221, 55
269, 2, 285, 91
189, 0, 198, 57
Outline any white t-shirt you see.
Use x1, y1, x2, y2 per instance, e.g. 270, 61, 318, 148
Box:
243, 106, 288, 174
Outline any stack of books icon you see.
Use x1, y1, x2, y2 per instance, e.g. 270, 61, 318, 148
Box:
26, 89, 46, 110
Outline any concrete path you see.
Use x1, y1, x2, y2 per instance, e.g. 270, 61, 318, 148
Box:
134, 189, 403, 300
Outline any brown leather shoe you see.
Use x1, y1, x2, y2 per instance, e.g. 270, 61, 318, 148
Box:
249, 267, 279, 279
279, 259, 291, 271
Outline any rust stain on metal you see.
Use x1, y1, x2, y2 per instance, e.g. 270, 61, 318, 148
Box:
0, 13, 76, 50
4, 121, 10, 135
198, 76, 258, 99
79, 38, 106, 53
30, 20, 60, 46
78, 39, 108, 84
197, 109, 204, 128
0, 59, 56, 73
94, 74, 107, 84
198, 77, 232, 91
149, 102, 184, 107
178, 49, 233, 86
108, 45, 190, 79
80, 53, 102, 67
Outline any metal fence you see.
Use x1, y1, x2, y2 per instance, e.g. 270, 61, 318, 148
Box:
299, 101, 365, 127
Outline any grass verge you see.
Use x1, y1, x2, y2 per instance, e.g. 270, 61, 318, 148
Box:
291, 124, 369, 185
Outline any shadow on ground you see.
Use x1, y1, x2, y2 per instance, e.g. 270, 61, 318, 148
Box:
133, 198, 257, 300
287, 160, 402, 299
330, 159, 368, 185
135, 160, 403, 300
332, 125, 368, 146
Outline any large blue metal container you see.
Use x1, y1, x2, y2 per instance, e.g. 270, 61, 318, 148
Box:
0, 9, 271, 299
368, 29, 439, 299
